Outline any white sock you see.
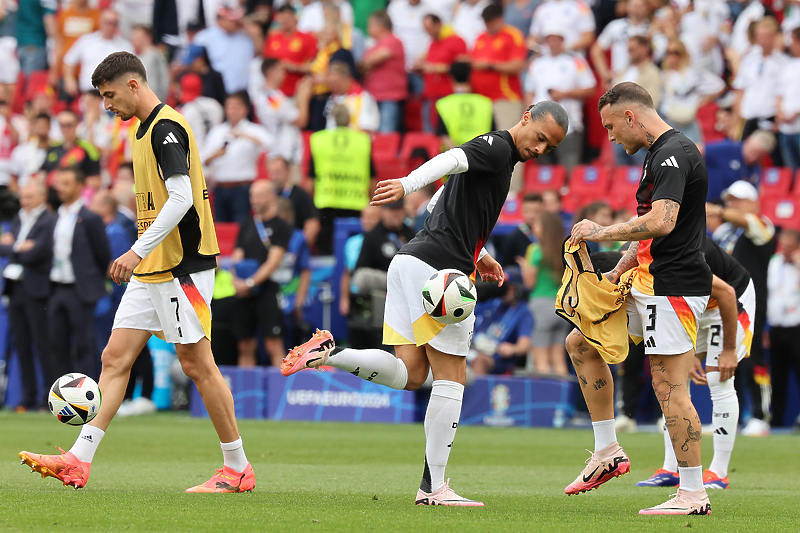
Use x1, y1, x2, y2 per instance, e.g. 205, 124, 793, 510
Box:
662, 417, 679, 472
421, 380, 464, 493
707, 372, 738, 478
592, 419, 617, 451
69, 425, 105, 463
220, 437, 248, 473
326, 347, 408, 390
679, 465, 704, 492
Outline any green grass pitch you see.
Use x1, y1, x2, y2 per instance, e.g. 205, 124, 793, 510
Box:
1, 412, 798, 532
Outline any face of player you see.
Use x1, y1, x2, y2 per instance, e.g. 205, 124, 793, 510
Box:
98, 78, 139, 121
515, 112, 565, 162
600, 104, 643, 155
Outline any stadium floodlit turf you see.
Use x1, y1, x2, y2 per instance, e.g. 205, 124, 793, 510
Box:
1, 412, 798, 532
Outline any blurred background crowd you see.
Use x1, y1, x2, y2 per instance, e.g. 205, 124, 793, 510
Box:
0, 0, 798, 431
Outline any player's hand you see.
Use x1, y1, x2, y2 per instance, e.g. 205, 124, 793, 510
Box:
0, 232, 14, 246
477, 254, 504, 287
496, 342, 516, 358
16, 239, 35, 252
339, 296, 350, 317
232, 277, 251, 298
110, 249, 142, 286
689, 358, 707, 386
370, 179, 404, 206
569, 219, 604, 245
718, 348, 738, 382
602, 270, 619, 284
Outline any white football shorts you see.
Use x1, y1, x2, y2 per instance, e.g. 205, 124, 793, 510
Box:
627, 287, 709, 355
695, 279, 755, 366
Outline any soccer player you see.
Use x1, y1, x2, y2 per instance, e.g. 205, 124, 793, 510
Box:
19, 52, 254, 493
567, 82, 712, 515
282, 101, 569, 506
637, 238, 755, 490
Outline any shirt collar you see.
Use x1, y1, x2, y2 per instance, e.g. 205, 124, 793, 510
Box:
58, 199, 84, 218
20, 204, 46, 223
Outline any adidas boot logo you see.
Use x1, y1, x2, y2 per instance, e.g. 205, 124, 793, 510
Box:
163, 132, 179, 145
660, 156, 679, 168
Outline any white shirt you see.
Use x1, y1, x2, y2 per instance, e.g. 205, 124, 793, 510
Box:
596, 18, 649, 74
193, 26, 254, 93
0, 36, 19, 84
63, 32, 135, 92
387, 0, 433, 70
324, 89, 380, 132
524, 51, 596, 133
767, 254, 800, 327
679, 2, 730, 76
660, 67, 725, 124
778, 57, 800, 135
253, 86, 303, 164
732, 47, 789, 120
452, 0, 490, 50
200, 120, 272, 183
10, 140, 48, 188
529, 0, 596, 51
297, 0, 354, 33
179, 96, 224, 149
4, 204, 47, 281
50, 199, 84, 284
729, 0, 765, 57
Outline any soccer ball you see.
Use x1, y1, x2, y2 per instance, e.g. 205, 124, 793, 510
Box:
48, 373, 102, 426
421, 269, 478, 324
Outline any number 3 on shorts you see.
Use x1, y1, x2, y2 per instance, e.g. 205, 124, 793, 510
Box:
646, 304, 657, 331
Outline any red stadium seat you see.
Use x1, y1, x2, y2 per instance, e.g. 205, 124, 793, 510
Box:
215, 222, 240, 256
759, 167, 794, 199
372, 132, 401, 162
609, 165, 642, 211
696, 103, 724, 144
562, 165, 612, 212
374, 158, 410, 182
523, 163, 567, 193
399, 132, 442, 162
761, 198, 800, 230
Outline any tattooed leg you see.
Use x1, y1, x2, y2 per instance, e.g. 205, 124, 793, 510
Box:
650, 351, 702, 467
566, 329, 614, 421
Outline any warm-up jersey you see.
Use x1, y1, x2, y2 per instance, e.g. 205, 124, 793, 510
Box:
704, 238, 751, 299
634, 129, 712, 296
398, 130, 522, 274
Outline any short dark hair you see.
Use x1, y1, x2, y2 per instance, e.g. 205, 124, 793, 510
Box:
35, 112, 51, 122
261, 57, 281, 76
369, 10, 392, 31
598, 82, 655, 112
91, 51, 148, 88
60, 166, 86, 184
132, 24, 153, 38
119, 161, 134, 174
628, 34, 652, 52
277, 4, 296, 15
525, 100, 569, 135
450, 61, 471, 84
226, 90, 251, 110
424, 13, 441, 25
482, 3, 503, 22
781, 228, 800, 242
522, 192, 543, 203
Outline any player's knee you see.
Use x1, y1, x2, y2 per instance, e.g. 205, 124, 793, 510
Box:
405, 370, 427, 391
565, 330, 582, 354
178, 357, 205, 382
100, 347, 132, 374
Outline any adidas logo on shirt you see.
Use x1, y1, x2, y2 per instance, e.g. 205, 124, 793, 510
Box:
660, 156, 679, 168
163, 132, 179, 145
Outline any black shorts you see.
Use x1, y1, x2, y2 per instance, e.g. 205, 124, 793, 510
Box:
232, 282, 284, 339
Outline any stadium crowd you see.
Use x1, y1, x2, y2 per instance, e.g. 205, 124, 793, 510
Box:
0, 0, 798, 429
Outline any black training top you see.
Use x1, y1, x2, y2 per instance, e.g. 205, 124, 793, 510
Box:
703, 237, 751, 299
398, 130, 522, 274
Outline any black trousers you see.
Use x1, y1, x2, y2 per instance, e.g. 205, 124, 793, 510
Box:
317, 208, 361, 256
48, 284, 99, 380
7, 282, 51, 407
769, 325, 800, 427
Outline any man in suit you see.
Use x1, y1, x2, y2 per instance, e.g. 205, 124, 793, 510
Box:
48, 167, 111, 380
0, 181, 57, 410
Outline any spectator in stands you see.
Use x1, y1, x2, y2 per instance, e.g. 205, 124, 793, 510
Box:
48, 167, 110, 380
360, 10, 407, 133
541, 188, 571, 229
705, 129, 776, 202
386, 0, 430, 97
470, 268, 533, 375
501, 192, 542, 268
575, 201, 616, 252
776, 27, 800, 171
181, 45, 227, 105
10, 113, 51, 190
15, 0, 56, 75
590, 0, 650, 89
307, 17, 358, 131
0, 98, 20, 191
201, 91, 272, 223
504, 0, 539, 38
612, 35, 661, 166
767, 228, 800, 428
524, 24, 596, 171
52, 0, 99, 87
729, 0, 766, 61
298, 0, 355, 33
176, 73, 224, 150
63, 9, 134, 97
39, 110, 101, 200
253, 58, 311, 170
660, 37, 726, 151
528, 0, 595, 54
708, 180, 776, 437
416, 13, 467, 133
268, 156, 320, 249
110, 162, 137, 242
435, 62, 493, 150
521, 211, 569, 375
404, 182, 436, 233
339, 205, 381, 317
324, 60, 380, 131
309, 104, 375, 255
0, 35, 19, 98
0, 180, 55, 410
131, 25, 169, 101
452, 0, 491, 50
732, 16, 788, 158
194, 5, 255, 94
264, 4, 318, 97
678, 0, 730, 77
231, 179, 293, 367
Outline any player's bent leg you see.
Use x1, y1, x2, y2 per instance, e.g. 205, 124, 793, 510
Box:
564, 329, 630, 495
19, 328, 151, 489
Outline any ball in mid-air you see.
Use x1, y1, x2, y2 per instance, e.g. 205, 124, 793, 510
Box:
48, 373, 102, 426
422, 269, 477, 324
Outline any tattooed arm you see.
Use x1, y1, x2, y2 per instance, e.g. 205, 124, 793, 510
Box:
569, 199, 680, 244
605, 242, 639, 284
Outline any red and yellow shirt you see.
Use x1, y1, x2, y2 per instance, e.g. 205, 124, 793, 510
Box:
264, 29, 318, 96
470, 26, 527, 102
